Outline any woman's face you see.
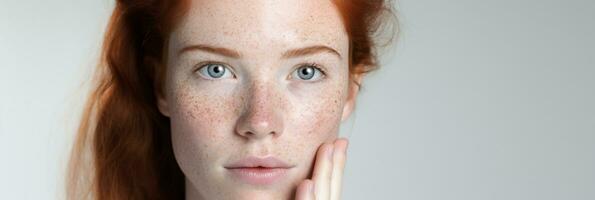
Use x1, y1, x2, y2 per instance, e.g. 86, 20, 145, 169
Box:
158, 0, 358, 199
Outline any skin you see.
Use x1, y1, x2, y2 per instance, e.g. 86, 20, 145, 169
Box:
157, 0, 361, 199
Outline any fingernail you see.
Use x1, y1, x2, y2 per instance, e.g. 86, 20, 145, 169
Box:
326, 144, 334, 160
308, 181, 314, 194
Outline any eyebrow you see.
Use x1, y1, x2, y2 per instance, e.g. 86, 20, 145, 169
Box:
282, 45, 342, 59
177, 44, 342, 59
178, 44, 241, 58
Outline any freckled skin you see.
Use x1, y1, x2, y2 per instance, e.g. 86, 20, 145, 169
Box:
157, 0, 357, 199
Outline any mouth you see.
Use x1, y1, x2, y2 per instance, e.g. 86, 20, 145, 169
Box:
224, 156, 295, 185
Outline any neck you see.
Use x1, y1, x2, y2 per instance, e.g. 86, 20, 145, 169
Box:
185, 178, 204, 200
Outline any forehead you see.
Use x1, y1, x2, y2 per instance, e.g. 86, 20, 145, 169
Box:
169, 0, 348, 56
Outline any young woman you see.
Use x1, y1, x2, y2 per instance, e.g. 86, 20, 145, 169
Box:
67, 0, 396, 199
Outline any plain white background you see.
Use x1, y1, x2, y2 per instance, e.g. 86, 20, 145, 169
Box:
1, 0, 594, 199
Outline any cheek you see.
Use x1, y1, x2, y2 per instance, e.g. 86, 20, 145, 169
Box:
171, 89, 225, 141
288, 84, 346, 143
286, 65, 350, 143
283, 86, 346, 182
170, 80, 240, 135
167, 83, 240, 182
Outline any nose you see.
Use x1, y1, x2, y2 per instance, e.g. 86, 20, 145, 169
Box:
235, 83, 285, 140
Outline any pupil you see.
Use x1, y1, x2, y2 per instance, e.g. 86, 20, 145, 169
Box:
208, 64, 225, 78
301, 68, 311, 75
299, 66, 314, 80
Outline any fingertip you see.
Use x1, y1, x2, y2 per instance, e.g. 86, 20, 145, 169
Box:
327, 142, 335, 160
334, 138, 348, 154
318, 142, 335, 160
296, 180, 315, 200
335, 138, 349, 147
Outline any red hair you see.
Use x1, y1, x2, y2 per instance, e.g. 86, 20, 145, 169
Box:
67, 0, 397, 199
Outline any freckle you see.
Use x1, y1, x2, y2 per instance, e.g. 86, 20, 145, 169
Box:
188, 110, 196, 119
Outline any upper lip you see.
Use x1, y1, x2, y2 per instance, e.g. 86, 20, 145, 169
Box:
225, 156, 294, 169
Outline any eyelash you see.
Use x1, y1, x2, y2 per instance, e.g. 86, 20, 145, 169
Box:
192, 61, 328, 79
299, 62, 327, 76
193, 61, 235, 76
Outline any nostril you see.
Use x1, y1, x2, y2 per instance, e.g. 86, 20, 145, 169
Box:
235, 112, 283, 139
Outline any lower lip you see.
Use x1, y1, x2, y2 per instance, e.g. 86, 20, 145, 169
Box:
226, 167, 290, 185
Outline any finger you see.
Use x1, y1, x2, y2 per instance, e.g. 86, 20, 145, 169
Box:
330, 138, 349, 200
295, 179, 315, 200
312, 142, 334, 200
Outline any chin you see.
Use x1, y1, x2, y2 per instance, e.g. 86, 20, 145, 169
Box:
226, 189, 292, 200
230, 176, 300, 200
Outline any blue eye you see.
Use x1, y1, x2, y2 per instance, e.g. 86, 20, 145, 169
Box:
292, 64, 324, 81
197, 63, 234, 79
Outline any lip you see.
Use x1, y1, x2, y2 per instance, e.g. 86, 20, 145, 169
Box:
224, 156, 294, 185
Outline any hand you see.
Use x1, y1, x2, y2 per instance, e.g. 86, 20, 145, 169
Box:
295, 138, 349, 200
